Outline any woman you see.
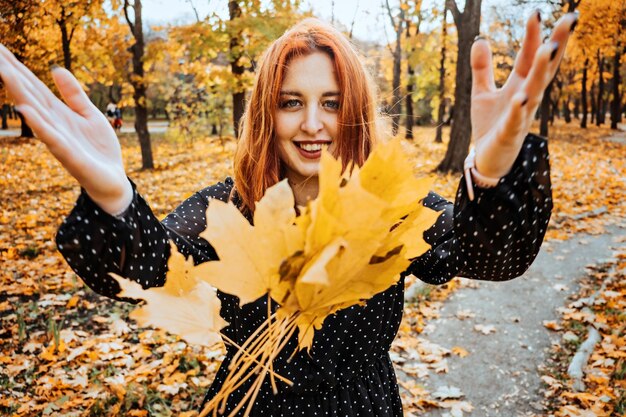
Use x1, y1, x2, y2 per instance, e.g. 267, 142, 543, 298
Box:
0, 13, 577, 416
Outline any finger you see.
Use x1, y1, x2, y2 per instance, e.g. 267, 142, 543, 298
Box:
0, 62, 59, 130
0, 59, 50, 112
522, 41, 557, 109
513, 10, 542, 78
0, 44, 87, 131
51, 67, 98, 118
5, 66, 91, 158
0, 44, 57, 109
471, 37, 496, 95
545, 12, 579, 71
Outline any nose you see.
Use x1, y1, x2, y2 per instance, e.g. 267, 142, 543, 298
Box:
301, 105, 324, 135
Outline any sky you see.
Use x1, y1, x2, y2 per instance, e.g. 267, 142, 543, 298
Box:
140, 0, 519, 45
140, 0, 392, 43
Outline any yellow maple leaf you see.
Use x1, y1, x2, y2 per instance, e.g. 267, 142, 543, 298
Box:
110, 243, 227, 348
197, 179, 304, 305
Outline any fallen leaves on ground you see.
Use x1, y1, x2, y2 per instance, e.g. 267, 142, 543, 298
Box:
1, 133, 234, 416
541, 240, 626, 416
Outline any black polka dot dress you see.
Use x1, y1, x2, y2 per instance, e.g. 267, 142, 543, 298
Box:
56, 133, 552, 416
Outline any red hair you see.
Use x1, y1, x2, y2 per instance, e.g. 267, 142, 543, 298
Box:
233, 18, 380, 216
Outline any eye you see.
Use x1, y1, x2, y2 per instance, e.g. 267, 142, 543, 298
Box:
323, 100, 340, 111
279, 99, 302, 109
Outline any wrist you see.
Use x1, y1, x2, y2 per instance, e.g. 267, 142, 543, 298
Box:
463, 148, 501, 201
87, 179, 133, 217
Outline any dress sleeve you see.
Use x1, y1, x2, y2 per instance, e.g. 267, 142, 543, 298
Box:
406, 133, 552, 285
55, 177, 235, 303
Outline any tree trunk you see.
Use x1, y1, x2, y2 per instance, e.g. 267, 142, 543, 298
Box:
573, 98, 579, 119
1, 104, 8, 129
580, 57, 588, 128
610, 42, 622, 130
58, 16, 73, 71
563, 98, 571, 123
17, 110, 34, 138
596, 50, 605, 126
601, 89, 608, 124
537, 0, 582, 139
405, 19, 415, 140
229, 0, 245, 138
539, 80, 553, 136
125, 0, 154, 169
435, 3, 448, 144
385, 1, 404, 136
590, 82, 597, 125
438, 0, 482, 173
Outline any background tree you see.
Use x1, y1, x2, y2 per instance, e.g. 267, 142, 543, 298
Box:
228, 0, 245, 138
384, 0, 406, 136
435, 3, 449, 143
567, 0, 625, 130
0, 0, 46, 138
404, 0, 424, 140
437, 0, 482, 173
124, 0, 154, 169
44, 0, 105, 72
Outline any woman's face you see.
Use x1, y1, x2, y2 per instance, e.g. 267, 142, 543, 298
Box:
275, 51, 340, 183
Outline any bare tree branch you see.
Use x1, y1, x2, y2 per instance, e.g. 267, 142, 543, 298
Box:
379, 2, 395, 55
445, 0, 461, 26
384, 0, 398, 32
185, 0, 201, 23
123, 0, 135, 35
349, 0, 360, 39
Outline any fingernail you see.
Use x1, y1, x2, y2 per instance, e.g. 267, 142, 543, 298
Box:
49, 63, 60, 71
521, 97, 529, 107
549, 42, 559, 61
536, 10, 541, 23
473, 35, 485, 43
570, 18, 578, 33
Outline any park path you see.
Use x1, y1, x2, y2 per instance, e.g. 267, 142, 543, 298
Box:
0, 120, 169, 137
397, 222, 625, 417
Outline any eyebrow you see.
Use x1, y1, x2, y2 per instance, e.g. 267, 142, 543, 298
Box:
280, 91, 340, 97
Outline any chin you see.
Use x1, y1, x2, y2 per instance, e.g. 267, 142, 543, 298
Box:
294, 165, 320, 179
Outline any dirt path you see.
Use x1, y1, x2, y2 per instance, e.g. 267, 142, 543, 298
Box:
397, 222, 625, 416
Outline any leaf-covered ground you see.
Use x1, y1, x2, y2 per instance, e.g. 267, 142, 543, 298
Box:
0, 122, 623, 416
540, 240, 625, 417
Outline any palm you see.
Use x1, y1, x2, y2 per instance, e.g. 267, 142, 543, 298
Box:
472, 81, 522, 143
469, 12, 578, 179
0, 44, 130, 210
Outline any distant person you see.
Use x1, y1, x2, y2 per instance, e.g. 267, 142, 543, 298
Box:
106, 101, 122, 131
113, 106, 122, 131
105, 101, 116, 125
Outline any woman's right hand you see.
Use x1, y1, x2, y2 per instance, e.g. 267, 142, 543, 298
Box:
0, 44, 133, 215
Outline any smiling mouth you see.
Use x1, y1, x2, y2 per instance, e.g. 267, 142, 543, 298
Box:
293, 141, 331, 159
294, 141, 331, 151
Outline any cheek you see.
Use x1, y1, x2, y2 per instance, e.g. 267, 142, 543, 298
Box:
274, 112, 299, 141
327, 113, 339, 138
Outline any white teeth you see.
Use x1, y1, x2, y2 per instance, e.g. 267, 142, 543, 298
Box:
298, 143, 329, 152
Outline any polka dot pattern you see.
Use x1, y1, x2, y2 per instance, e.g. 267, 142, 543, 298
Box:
407, 133, 552, 286
56, 133, 552, 416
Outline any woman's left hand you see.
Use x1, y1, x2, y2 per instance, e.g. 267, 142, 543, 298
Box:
470, 11, 579, 180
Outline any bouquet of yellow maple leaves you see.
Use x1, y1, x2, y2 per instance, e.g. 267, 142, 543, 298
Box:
111, 138, 440, 417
